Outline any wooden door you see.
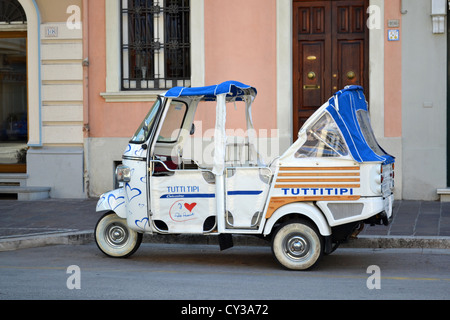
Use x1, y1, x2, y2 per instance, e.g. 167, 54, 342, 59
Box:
293, 0, 369, 136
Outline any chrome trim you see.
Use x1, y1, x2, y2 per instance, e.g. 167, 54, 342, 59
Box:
122, 155, 146, 161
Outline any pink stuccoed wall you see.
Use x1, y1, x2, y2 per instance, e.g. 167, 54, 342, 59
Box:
203, 0, 277, 134
384, 0, 402, 137
86, 0, 277, 139
86, 0, 152, 138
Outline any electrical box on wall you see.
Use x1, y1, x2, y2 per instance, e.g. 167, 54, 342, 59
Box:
387, 19, 400, 28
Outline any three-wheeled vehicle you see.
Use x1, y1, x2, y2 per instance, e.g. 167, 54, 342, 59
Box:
95, 81, 395, 270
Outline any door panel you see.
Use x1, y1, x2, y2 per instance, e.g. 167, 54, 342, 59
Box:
293, 0, 368, 136
225, 167, 271, 230
337, 40, 364, 88
300, 41, 325, 108
150, 168, 216, 234
293, 1, 331, 134
332, 1, 368, 92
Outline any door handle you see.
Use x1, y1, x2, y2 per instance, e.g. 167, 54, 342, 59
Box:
346, 71, 356, 80
303, 85, 321, 90
307, 71, 316, 80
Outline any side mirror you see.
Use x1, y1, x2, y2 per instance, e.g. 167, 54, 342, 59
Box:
189, 123, 195, 135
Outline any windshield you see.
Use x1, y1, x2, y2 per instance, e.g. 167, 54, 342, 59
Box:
157, 100, 188, 143
130, 98, 162, 143
356, 109, 387, 156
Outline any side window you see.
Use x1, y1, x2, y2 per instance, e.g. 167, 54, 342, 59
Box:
295, 112, 348, 158
157, 100, 187, 143
356, 109, 386, 156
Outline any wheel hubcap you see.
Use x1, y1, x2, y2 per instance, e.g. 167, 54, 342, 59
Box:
285, 235, 309, 259
105, 223, 128, 247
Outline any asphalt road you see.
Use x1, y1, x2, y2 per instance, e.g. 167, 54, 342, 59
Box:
0, 243, 449, 301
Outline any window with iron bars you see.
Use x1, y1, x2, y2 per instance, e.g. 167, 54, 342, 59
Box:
0, 0, 27, 24
121, 0, 190, 90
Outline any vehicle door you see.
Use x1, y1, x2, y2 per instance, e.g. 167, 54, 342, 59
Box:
149, 99, 217, 234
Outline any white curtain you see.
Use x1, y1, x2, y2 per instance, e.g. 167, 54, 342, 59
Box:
213, 93, 227, 175
244, 95, 259, 165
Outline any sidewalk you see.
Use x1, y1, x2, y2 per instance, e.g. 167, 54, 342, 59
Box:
0, 198, 449, 251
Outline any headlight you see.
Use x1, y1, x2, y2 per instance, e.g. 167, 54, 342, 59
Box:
116, 164, 131, 183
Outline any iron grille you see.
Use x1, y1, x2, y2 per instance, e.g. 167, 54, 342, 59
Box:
121, 0, 191, 90
0, 0, 26, 24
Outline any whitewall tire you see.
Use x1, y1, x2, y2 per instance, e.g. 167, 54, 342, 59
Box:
271, 219, 323, 270
95, 212, 143, 258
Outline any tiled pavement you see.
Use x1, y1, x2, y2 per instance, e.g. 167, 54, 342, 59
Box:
0, 198, 99, 239
360, 200, 450, 237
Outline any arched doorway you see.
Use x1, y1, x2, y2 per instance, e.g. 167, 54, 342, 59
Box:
0, 0, 27, 173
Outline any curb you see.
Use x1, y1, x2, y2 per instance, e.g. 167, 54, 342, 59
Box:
0, 231, 94, 252
144, 234, 450, 250
1, 231, 450, 252
341, 235, 450, 250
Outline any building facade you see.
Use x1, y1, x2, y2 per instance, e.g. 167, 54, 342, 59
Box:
0, 0, 84, 199
0, 0, 447, 201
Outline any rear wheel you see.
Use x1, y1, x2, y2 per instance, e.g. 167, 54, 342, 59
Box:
271, 219, 323, 270
95, 212, 142, 258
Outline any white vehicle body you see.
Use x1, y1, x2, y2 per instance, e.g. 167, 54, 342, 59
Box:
95, 81, 395, 270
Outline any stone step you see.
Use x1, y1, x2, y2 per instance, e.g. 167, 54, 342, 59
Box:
0, 173, 29, 187
437, 188, 450, 202
0, 186, 51, 201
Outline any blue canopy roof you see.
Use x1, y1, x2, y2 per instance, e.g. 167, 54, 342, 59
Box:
326, 86, 395, 164
164, 80, 257, 101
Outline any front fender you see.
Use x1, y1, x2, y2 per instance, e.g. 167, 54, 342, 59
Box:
96, 188, 127, 218
263, 202, 331, 237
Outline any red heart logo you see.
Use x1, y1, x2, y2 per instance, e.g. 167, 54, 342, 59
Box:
184, 202, 197, 212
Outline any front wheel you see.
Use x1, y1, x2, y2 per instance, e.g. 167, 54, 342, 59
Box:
271, 220, 323, 270
95, 212, 142, 258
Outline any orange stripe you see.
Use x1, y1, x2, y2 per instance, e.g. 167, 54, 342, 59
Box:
278, 172, 360, 177
275, 184, 360, 189
279, 166, 360, 171
276, 178, 360, 183
265, 195, 361, 218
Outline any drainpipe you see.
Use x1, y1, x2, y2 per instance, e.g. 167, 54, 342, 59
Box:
82, 0, 90, 198
400, 0, 407, 14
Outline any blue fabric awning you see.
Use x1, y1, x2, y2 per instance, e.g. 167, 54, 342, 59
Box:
326, 86, 395, 164
164, 80, 257, 101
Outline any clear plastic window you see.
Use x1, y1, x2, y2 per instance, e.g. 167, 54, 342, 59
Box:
130, 98, 162, 143
157, 100, 188, 143
356, 110, 386, 156
296, 112, 348, 158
